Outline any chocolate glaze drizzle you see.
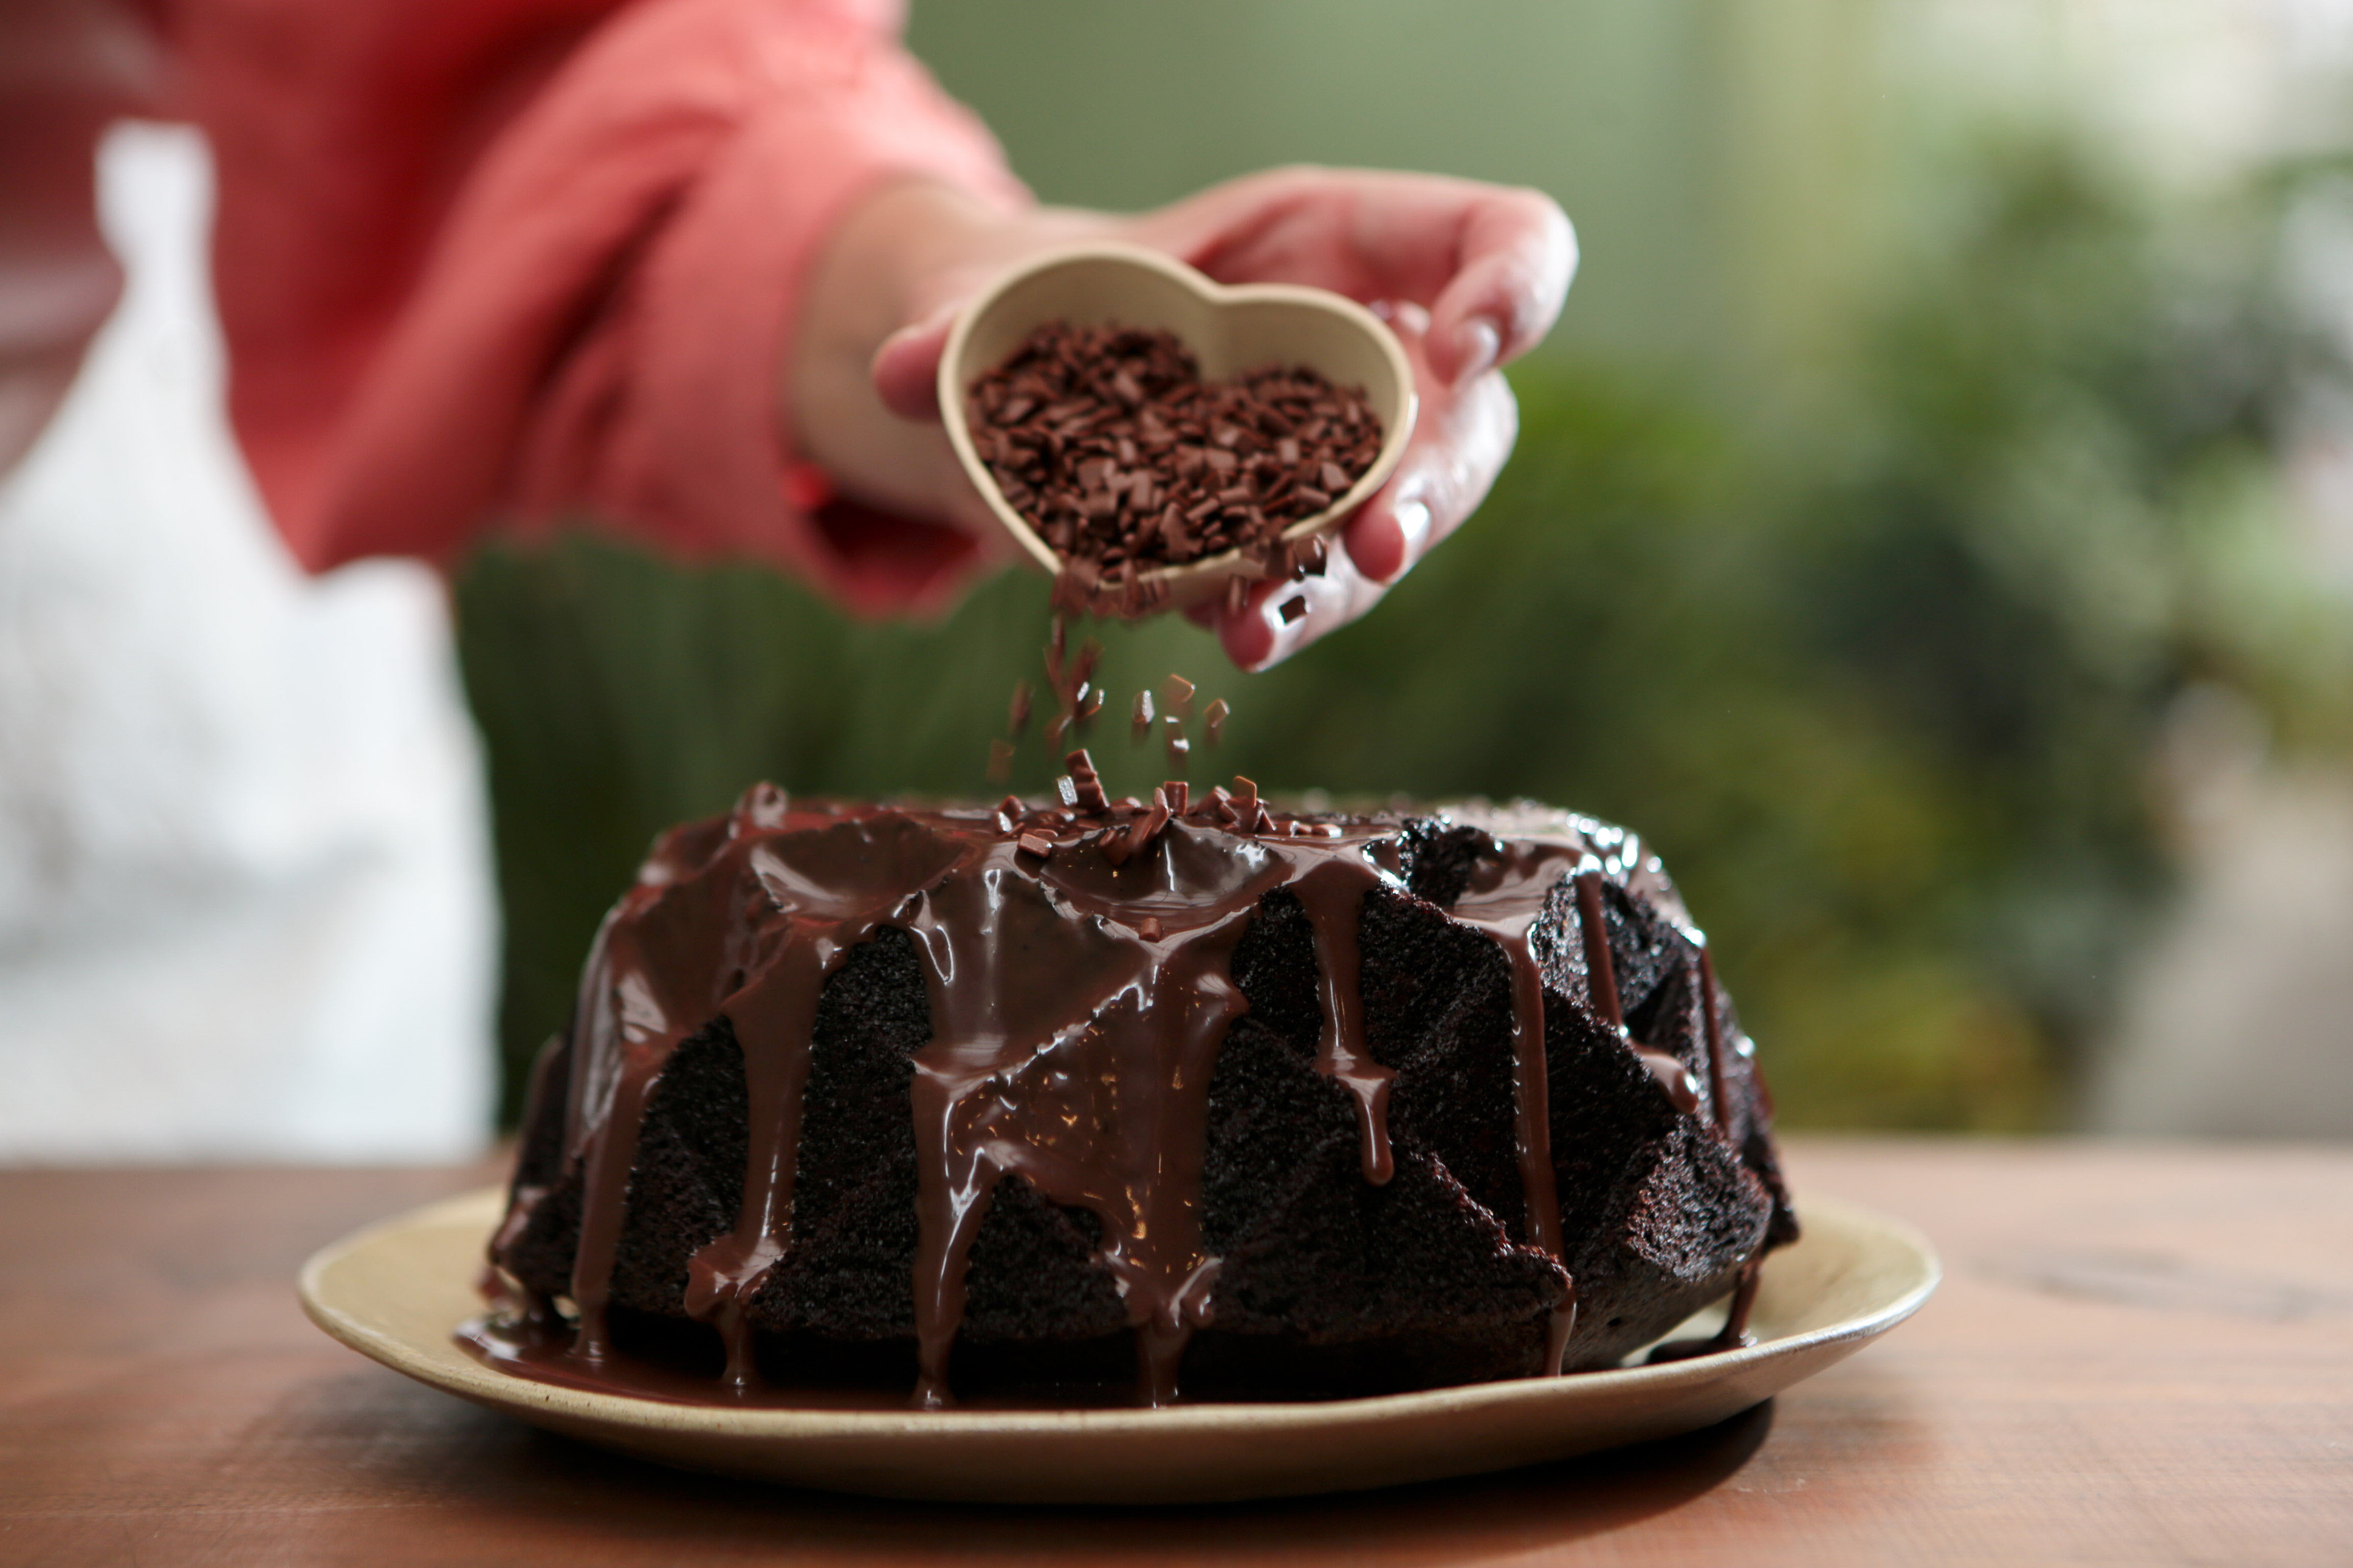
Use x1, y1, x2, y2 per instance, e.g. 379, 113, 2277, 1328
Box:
1447, 841, 1592, 1375
486, 769, 1768, 1406
1644, 939, 1762, 1363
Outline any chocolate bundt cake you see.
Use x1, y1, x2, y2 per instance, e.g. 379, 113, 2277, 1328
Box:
480, 762, 1797, 1408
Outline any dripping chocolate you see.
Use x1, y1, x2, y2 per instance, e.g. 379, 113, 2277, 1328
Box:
475, 765, 1798, 1408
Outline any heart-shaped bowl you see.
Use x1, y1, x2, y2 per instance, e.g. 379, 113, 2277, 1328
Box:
938, 242, 1418, 614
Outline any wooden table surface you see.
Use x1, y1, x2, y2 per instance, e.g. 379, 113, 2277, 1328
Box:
1, 1138, 2346, 1567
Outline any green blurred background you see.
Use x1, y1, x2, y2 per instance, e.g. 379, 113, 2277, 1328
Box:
455, 2, 2353, 1131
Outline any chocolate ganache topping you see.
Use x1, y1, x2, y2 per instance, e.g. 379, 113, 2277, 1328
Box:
482, 758, 1793, 1408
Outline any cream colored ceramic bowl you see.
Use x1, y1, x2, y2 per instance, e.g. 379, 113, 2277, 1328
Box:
937, 243, 1418, 613
300, 1188, 1937, 1505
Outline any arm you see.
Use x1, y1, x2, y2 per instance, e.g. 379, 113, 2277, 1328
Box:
178, 0, 1025, 615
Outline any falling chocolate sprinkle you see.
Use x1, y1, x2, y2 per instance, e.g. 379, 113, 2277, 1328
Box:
986, 739, 1014, 783
1131, 690, 1155, 742
1163, 675, 1196, 719
1203, 698, 1229, 745
1008, 681, 1033, 738
1064, 747, 1112, 814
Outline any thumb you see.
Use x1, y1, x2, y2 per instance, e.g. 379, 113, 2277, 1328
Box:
871, 301, 962, 420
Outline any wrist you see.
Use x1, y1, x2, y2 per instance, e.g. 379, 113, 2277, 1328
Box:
786, 180, 1006, 496
788, 182, 1121, 539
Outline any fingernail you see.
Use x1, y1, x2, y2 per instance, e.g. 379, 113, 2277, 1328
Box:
1449, 318, 1501, 385
1386, 498, 1431, 575
1246, 591, 1313, 671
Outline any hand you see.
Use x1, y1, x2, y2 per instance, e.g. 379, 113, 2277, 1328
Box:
792, 168, 1575, 670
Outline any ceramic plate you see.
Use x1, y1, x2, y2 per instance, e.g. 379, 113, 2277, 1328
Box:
299, 1188, 1936, 1504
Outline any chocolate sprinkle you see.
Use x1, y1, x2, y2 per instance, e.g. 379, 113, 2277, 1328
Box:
968, 321, 1383, 599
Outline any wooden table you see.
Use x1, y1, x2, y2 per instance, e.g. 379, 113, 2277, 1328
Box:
1, 1139, 2346, 1566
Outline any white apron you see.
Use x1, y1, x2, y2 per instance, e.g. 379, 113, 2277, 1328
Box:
0, 123, 496, 1162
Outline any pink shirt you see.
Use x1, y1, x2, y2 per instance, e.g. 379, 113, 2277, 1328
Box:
7, 0, 1023, 617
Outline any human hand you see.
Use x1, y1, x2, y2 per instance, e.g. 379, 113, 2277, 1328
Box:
794, 168, 1575, 669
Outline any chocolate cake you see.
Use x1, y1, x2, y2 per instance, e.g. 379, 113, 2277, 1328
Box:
480, 764, 1797, 1409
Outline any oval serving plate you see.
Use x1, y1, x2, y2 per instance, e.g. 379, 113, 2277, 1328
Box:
300, 1188, 1936, 1505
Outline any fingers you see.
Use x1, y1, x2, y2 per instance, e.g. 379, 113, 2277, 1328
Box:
1213, 533, 1389, 673
1205, 306, 1519, 672
1425, 194, 1576, 385
1136, 168, 1575, 381
870, 301, 960, 421
1369, 363, 1518, 575
1210, 363, 1517, 672
1335, 487, 1431, 589
1344, 304, 1517, 586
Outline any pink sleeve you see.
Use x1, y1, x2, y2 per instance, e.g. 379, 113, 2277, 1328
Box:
184, 0, 1025, 617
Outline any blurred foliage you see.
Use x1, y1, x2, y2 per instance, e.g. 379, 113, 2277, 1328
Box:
456, 138, 2351, 1131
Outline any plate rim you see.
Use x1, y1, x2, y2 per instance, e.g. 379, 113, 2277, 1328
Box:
298, 1185, 1940, 1443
